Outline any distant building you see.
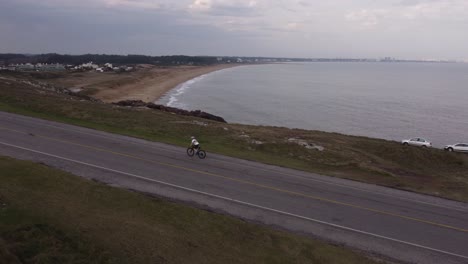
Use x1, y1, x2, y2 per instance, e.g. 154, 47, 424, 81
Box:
80, 62, 99, 69
8, 63, 66, 72
36, 63, 65, 71
15, 63, 35, 71
380, 57, 395, 62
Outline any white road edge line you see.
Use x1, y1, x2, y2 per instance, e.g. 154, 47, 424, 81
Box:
2, 112, 467, 213
1, 140, 467, 260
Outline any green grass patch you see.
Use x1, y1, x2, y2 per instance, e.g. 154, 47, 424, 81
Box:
1, 73, 467, 202
0, 156, 379, 264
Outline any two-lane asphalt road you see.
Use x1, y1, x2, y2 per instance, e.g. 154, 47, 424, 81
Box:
1, 111, 467, 264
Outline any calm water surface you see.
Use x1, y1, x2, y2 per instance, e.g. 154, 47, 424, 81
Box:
157, 62, 468, 147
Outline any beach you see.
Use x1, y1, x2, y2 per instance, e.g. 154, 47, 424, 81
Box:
41, 64, 238, 103
91, 64, 239, 103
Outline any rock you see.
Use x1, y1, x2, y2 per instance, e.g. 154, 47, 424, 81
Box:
192, 120, 208, 126
190, 109, 226, 123
287, 138, 324, 151
304, 143, 325, 151
113, 101, 228, 123
114, 100, 148, 107
66, 91, 102, 102
69, 88, 83, 93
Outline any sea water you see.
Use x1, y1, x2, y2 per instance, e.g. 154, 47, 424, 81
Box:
156, 62, 468, 147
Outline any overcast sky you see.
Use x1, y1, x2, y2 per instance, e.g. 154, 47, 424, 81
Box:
1, 0, 467, 60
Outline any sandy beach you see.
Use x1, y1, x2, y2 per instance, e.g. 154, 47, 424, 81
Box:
90, 64, 239, 103
44, 64, 239, 103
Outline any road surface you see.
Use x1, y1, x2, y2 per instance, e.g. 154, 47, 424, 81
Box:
1, 111, 467, 264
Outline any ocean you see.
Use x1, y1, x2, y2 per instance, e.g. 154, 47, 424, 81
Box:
156, 62, 468, 147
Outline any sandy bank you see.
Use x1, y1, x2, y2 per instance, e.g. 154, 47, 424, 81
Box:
92, 64, 239, 103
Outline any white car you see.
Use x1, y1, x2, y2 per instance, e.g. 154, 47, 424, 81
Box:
401, 137, 432, 147
444, 143, 468, 152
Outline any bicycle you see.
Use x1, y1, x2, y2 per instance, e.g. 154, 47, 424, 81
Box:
187, 147, 206, 159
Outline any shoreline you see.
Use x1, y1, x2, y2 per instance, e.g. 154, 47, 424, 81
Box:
93, 64, 241, 103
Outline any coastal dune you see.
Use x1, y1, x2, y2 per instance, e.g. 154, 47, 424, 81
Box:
92, 64, 238, 103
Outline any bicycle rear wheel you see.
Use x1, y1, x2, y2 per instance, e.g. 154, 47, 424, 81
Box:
187, 148, 195, 157
197, 150, 206, 159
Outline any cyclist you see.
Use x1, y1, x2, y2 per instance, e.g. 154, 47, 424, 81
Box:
190, 136, 200, 154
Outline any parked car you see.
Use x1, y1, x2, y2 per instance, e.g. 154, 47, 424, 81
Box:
401, 138, 432, 147
444, 143, 468, 152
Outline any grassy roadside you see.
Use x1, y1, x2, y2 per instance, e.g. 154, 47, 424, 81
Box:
0, 156, 380, 264
0, 72, 467, 202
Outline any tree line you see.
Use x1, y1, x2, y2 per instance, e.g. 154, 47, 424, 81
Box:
0, 53, 221, 66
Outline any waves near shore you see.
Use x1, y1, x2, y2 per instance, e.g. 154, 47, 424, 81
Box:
165, 74, 208, 108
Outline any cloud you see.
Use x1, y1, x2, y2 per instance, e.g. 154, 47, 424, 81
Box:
400, 0, 468, 21
345, 9, 388, 29
1, 0, 468, 59
188, 0, 263, 16
189, 0, 212, 10
344, 0, 468, 31
103, 0, 163, 9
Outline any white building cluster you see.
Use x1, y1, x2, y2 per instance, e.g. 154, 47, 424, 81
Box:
73, 62, 134, 73
0, 62, 134, 73
0, 63, 66, 72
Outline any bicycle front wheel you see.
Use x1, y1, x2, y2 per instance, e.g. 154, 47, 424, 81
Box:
197, 150, 206, 159
187, 148, 195, 157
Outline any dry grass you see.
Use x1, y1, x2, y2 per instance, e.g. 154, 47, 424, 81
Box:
0, 156, 379, 264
